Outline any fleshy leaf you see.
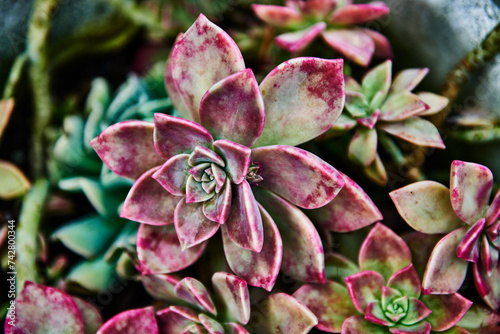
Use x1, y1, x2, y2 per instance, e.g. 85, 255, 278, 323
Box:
400, 298, 432, 326
342, 316, 389, 334
456, 218, 485, 262
203, 179, 232, 224
379, 117, 445, 149
473, 260, 500, 310
387, 264, 421, 299
255, 187, 325, 283
390, 321, 431, 334
329, 2, 390, 25
154, 114, 213, 159
255, 57, 345, 147
322, 29, 375, 67
357, 109, 380, 129
450, 160, 493, 224
142, 274, 182, 304
188, 146, 225, 167
185, 176, 216, 203
0, 160, 30, 200
325, 253, 360, 283
417, 92, 449, 116
222, 204, 282, 291
156, 307, 197, 333
175, 277, 217, 315
422, 228, 468, 294
174, 201, 220, 249
364, 153, 387, 186
456, 303, 500, 330
122, 167, 180, 225
293, 281, 359, 332
72, 297, 104, 334
345, 271, 385, 314
225, 323, 250, 334
379, 93, 428, 121
252, 145, 345, 209
359, 223, 412, 281
299, 0, 338, 19
480, 234, 499, 276
199, 314, 224, 334
251, 4, 304, 28
0, 99, 14, 138
331, 113, 358, 131
212, 272, 251, 324
307, 170, 382, 232
420, 294, 472, 331
249, 293, 318, 334
66, 256, 115, 291
213, 140, 251, 184
390, 181, 463, 234
137, 224, 207, 274
348, 127, 378, 166
365, 301, 393, 326
153, 154, 190, 196
97, 307, 158, 334
486, 188, 500, 225
275, 22, 326, 53
90, 120, 164, 179
360, 28, 393, 59
200, 69, 264, 147
390, 68, 429, 94
5, 282, 84, 334
362, 60, 392, 103
171, 14, 245, 122
345, 91, 370, 118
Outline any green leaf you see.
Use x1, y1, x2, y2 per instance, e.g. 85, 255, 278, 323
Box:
79, 178, 126, 218
84, 78, 110, 152
66, 257, 116, 291
0, 99, 14, 139
345, 91, 369, 118
0, 160, 30, 199
362, 60, 392, 107
105, 75, 149, 123
348, 127, 378, 166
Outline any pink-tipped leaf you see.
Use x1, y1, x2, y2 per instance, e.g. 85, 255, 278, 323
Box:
275, 22, 326, 53
174, 201, 220, 249
379, 117, 445, 149
390, 68, 429, 94
212, 272, 251, 324
387, 264, 421, 299
175, 277, 217, 315
345, 271, 385, 314
251, 4, 304, 28
456, 218, 485, 262
348, 127, 378, 166
420, 294, 472, 331
213, 140, 251, 184
322, 29, 375, 67
329, 2, 390, 25
97, 307, 158, 334
153, 154, 190, 196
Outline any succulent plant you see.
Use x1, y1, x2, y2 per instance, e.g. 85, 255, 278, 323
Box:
5, 281, 103, 334
293, 223, 473, 333
252, 0, 391, 66
391, 160, 500, 310
330, 60, 449, 184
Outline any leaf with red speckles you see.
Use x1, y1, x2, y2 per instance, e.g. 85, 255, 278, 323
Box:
200, 70, 264, 147
198, 314, 224, 334
362, 60, 392, 104
211, 272, 251, 324
322, 29, 375, 67
251, 4, 304, 28
275, 22, 326, 53
420, 294, 472, 332
171, 14, 245, 122
389, 321, 431, 334
456, 218, 485, 262
175, 277, 217, 315
361, 28, 393, 59
379, 93, 428, 121
342, 316, 388, 334
422, 228, 468, 294
156, 307, 198, 334
121, 167, 180, 225
308, 170, 382, 232
473, 260, 500, 310
5, 282, 85, 334
90, 121, 164, 179
417, 92, 449, 116
330, 1, 389, 24
390, 181, 463, 234
137, 224, 207, 274
359, 223, 412, 281
72, 297, 103, 334
344, 271, 385, 314
153, 154, 190, 196
174, 201, 220, 249
255, 187, 325, 283
252, 145, 345, 209
379, 117, 445, 149
450, 160, 493, 224
141, 274, 182, 304
387, 264, 421, 299
390, 68, 429, 94
154, 114, 213, 160
97, 307, 158, 334
222, 203, 282, 291
225, 180, 263, 252
254, 57, 345, 147
293, 281, 359, 332
348, 127, 378, 166
249, 293, 317, 334
165, 34, 191, 120
213, 140, 251, 184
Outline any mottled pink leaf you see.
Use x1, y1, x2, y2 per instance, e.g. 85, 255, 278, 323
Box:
345, 271, 385, 314
400, 298, 432, 326
275, 22, 326, 53
487, 220, 500, 248
121, 167, 179, 225
387, 264, 421, 299
249, 293, 317, 334
165, 34, 191, 120
198, 314, 224, 334
390, 181, 463, 234
329, 2, 390, 25
97, 307, 158, 334
188, 145, 225, 167
456, 218, 485, 262
365, 301, 393, 326
199, 69, 264, 147
357, 109, 380, 129
181, 324, 205, 334
348, 127, 378, 166
255, 188, 325, 283
252, 145, 344, 209
379, 93, 428, 121
171, 14, 245, 122
213, 140, 251, 184
203, 178, 232, 224
212, 272, 251, 324
5, 282, 84, 334
379, 117, 445, 149
480, 234, 499, 276
417, 92, 449, 116
90, 121, 164, 179
137, 224, 207, 274
473, 260, 500, 310
251, 4, 304, 28
154, 114, 213, 159
225, 323, 249, 334
255, 57, 345, 147
360, 28, 392, 59
390, 321, 431, 334
450, 160, 493, 224
422, 228, 468, 294
342, 316, 388, 334
153, 154, 190, 196
72, 297, 103, 334
185, 176, 216, 203
156, 307, 197, 334
359, 223, 412, 281
420, 294, 472, 331
390, 68, 429, 95
486, 189, 500, 225
293, 281, 359, 332
141, 274, 181, 304
175, 277, 217, 315
174, 201, 220, 249
322, 29, 375, 67
307, 170, 382, 232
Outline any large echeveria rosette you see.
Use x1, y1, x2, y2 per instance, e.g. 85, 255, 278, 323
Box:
391, 160, 500, 310
292, 223, 473, 334
90, 14, 363, 291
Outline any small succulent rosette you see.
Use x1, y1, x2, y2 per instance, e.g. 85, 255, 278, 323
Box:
96, 272, 317, 333
91, 14, 385, 291
5, 281, 103, 334
292, 223, 473, 333
331, 60, 448, 185
252, 0, 391, 66
391, 160, 500, 310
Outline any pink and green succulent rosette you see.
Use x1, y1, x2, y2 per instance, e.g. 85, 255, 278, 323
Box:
332, 60, 449, 184
252, 0, 392, 66
391, 160, 500, 310
292, 223, 473, 334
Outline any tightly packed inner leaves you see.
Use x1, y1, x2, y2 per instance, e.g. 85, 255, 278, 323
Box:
4, 2, 500, 334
